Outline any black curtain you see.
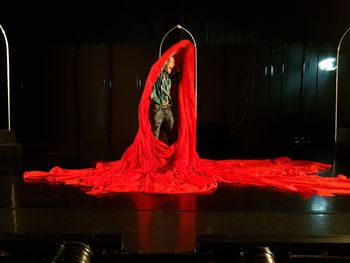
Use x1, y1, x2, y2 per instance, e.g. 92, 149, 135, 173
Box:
10, 42, 337, 159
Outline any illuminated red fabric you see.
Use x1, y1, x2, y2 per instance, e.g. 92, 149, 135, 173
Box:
23, 40, 350, 197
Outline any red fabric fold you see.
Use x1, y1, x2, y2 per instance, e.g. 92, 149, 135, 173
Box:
23, 40, 350, 197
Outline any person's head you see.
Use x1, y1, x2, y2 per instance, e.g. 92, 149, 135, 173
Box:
164, 56, 175, 74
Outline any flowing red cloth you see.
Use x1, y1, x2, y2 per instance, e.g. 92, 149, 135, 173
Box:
23, 40, 350, 197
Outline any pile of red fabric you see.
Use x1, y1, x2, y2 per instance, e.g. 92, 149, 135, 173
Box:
23, 40, 350, 197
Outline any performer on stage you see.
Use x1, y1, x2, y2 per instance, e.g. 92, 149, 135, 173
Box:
23, 39, 350, 197
150, 55, 176, 145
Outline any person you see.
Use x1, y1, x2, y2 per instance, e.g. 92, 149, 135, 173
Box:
150, 55, 179, 144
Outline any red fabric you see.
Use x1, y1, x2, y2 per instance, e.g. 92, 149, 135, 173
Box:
23, 40, 350, 197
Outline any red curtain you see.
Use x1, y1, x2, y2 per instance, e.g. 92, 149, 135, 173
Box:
24, 40, 350, 197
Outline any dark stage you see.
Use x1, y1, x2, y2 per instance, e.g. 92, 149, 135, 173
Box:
2, 2, 350, 262
1, 142, 350, 262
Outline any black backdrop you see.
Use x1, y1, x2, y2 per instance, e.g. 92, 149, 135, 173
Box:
1, 2, 350, 160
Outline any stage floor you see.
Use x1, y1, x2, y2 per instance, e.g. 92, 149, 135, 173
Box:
1, 142, 350, 261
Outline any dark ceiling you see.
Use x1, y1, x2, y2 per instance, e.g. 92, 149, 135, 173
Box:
1, 1, 350, 44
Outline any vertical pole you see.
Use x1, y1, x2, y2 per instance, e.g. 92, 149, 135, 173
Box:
0, 24, 11, 131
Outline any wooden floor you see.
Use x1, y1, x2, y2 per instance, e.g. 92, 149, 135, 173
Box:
1, 142, 350, 262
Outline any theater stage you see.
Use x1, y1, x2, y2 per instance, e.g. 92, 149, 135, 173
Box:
1, 142, 350, 262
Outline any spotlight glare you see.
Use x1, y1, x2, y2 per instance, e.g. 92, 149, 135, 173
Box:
319, 58, 336, 71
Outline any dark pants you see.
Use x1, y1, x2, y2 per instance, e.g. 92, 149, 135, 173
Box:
151, 102, 175, 143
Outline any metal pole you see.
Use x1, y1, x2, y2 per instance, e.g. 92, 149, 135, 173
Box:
332, 26, 350, 176
0, 24, 11, 131
335, 26, 350, 143
159, 24, 197, 111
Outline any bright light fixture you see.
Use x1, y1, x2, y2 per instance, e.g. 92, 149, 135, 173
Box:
319, 58, 336, 71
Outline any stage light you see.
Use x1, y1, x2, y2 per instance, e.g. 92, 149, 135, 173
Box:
51, 241, 93, 263
318, 58, 336, 71
238, 246, 276, 263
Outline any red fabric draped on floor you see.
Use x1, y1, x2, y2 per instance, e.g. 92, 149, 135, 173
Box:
23, 40, 350, 197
